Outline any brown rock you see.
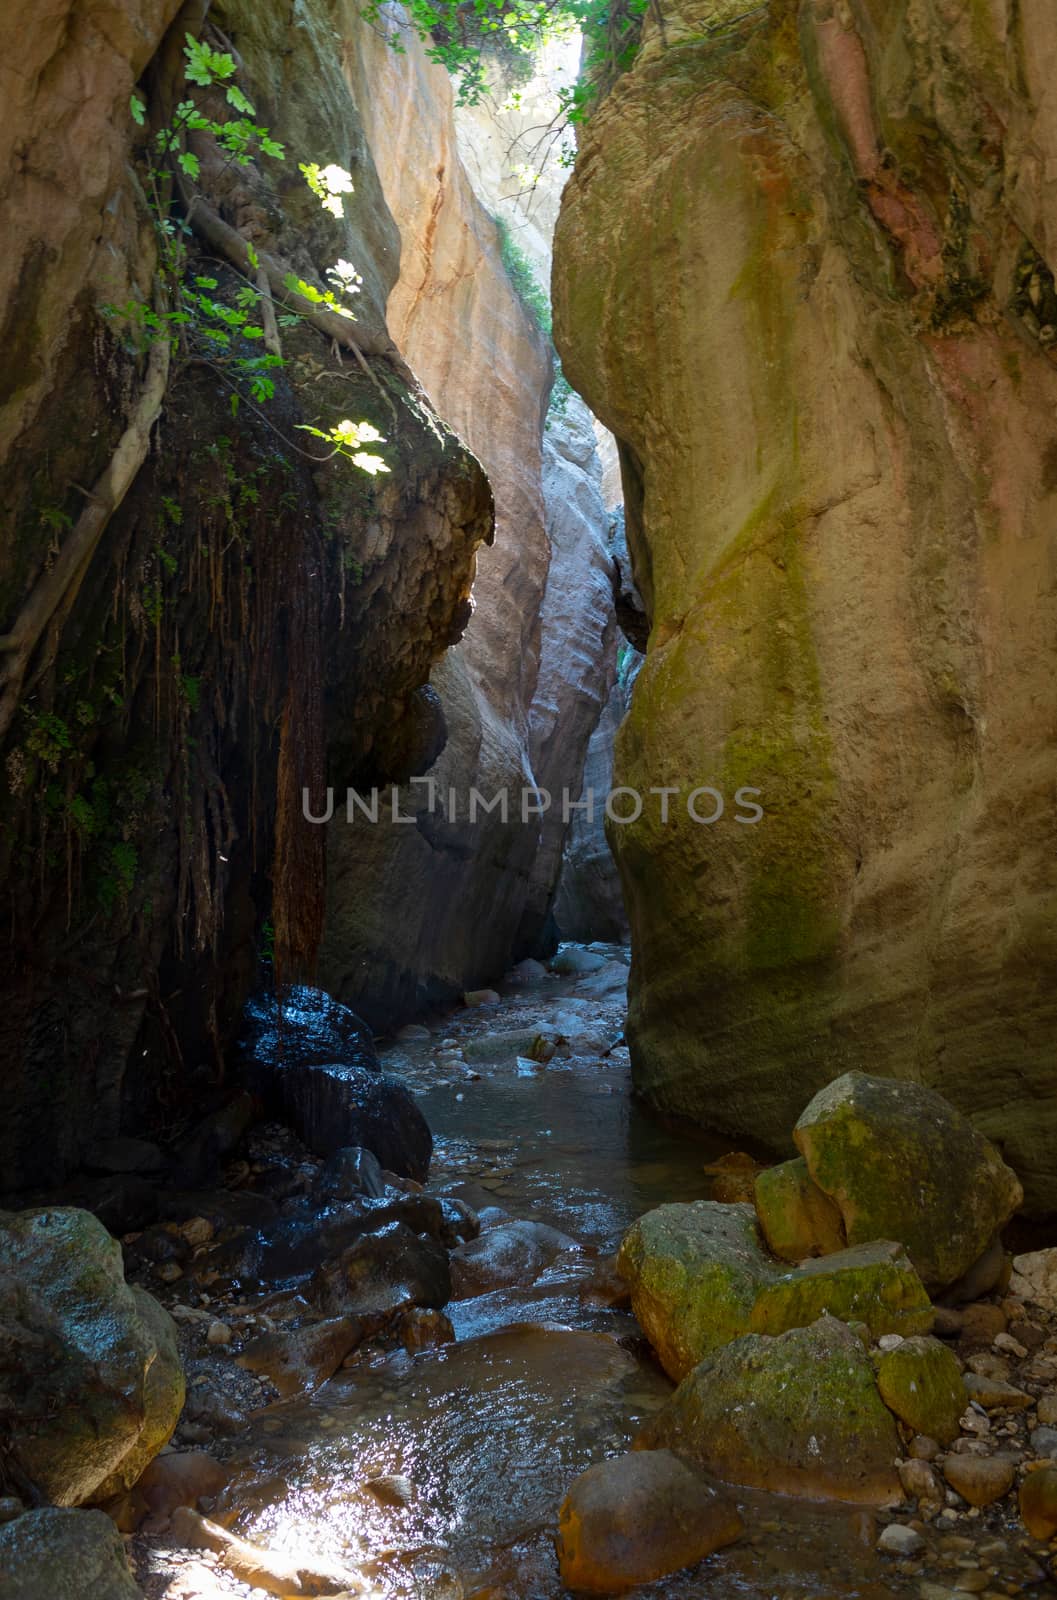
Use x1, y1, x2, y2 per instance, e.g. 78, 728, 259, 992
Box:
556, 1450, 743, 1594
237, 1317, 366, 1398
962, 1373, 1032, 1411
169, 1506, 361, 1597
898, 1458, 942, 1504
704, 1152, 765, 1205
1019, 1464, 1057, 1540
136, 1451, 227, 1518
398, 1306, 455, 1353
958, 1305, 1008, 1344
942, 1455, 1017, 1508
753, 1157, 846, 1262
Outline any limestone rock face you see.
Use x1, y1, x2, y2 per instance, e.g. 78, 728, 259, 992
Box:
639, 1315, 902, 1505
322, 17, 617, 1017
0, 1208, 183, 1506
553, 0, 1057, 1209
794, 1073, 1022, 1292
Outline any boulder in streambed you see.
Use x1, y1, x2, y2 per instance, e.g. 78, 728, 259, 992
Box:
638, 1315, 902, 1505
311, 1220, 451, 1315
0, 1508, 143, 1600
556, 1449, 743, 1594
616, 1202, 777, 1380
794, 1073, 1022, 1292
753, 1156, 846, 1261
748, 1240, 933, 1341
0, 1208, 183, 1506
874, 1336, 966, 1444
240, 985, 433, 1180
449, 1219, 580, 1299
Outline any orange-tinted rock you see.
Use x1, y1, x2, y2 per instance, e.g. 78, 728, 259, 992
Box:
1019, 1464, 1057, 1540
557, 1450, 742, 1594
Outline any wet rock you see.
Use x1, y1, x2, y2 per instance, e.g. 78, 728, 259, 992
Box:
398, 1306, 455, 1352
365, 1473, 414, 1508
396, 1023, 431, 1042
313, 1220, 451, 1314
1019, 1464, 1057, 1539
640, 1315, 902, 1504
753, 1157, 846, 1261
463, 1028, 556, 1064
578, 1255, 632, 1311
910, 1435, 940, 1460
158, 1188, 280, 1232
169, 1505, 362, 1597
1029, 1425, 1057, 1459
794, 1073, 1023, 1292
252, 1058, 431, 1181
876, 1337, 967, 1445
550, 945, 607, 976
0, 1208, 183, 1506
0, 1507, 142, 1599
877, 1522, 925, 1556
617, 1202, 777, 1381
749, 1241, 934, 1342
942, 1454, 1016, 1507
241, 984, 378, 1073
315, 1146, 387, 1202
438, 1197, 480, 1247
230, 1194, 450, 1283
556, 1449, 743, 1593
238, 1317, 370, 1397
449, 1219, 579, 1298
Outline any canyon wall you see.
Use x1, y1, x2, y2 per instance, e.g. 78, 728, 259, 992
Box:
322, 13, 616, 1020
553, 0, 1057, 1208
0, 0, 492, 1187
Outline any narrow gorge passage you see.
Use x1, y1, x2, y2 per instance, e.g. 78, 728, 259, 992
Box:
2, 1, 1057, 1599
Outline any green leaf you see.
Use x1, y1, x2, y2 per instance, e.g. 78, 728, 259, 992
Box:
230, 393, 240, 419
195, 276, 219, 290
260, 137, 285, 160
177, 151, 201, 180
246, 241, 260, 271
226, 84, 255, 114
130, 93, 146, 126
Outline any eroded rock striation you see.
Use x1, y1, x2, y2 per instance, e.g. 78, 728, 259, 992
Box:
553, 0, 1057, 1207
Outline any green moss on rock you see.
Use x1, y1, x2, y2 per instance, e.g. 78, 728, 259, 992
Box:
639, 1314, 902, 1504
749, 1240, 934, 1341
754, 1155, 846, 1260
876, 1335, 966, 1445
794, 1073, 1023, 1292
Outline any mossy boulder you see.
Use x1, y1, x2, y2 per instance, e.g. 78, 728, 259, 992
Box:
875, 1336, 966, 1445
795, 1074, 1023, 1291
754, 1157, 845, 1261
617, 1202, 777, 1380
556, 1449, 743, 1594
0, 1208, 184, 1505
638, 1315, 902, 1505
749, 1241, 934, 1341
0, 1509, 143, 1599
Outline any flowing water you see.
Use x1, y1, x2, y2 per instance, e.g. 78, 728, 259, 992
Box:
207, 950, 1036, 1600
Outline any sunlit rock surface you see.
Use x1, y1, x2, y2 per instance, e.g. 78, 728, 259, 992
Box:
553, 0, 1057, 1208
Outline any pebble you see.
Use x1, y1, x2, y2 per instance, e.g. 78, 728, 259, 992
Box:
206, 1321, 233, 1346
1037, 1393, 1057, 1425
943, 1454, 1016, 1508
155, 1260, 183, 1283
878, 1522, 925, 1556
900, 1459, 942, 1502
878, 1333, 905, 1352
911, 1436, 941, 1460
1028, 1425, 1057, 1459
994, 1332, 1028, 1360
963, 1373, 1031, 1410
364, 1473, 415, 1508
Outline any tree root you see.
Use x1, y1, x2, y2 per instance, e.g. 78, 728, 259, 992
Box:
0, 332, 171, 743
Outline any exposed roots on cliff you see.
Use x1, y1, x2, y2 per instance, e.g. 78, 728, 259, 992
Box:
0, 333, 171, 744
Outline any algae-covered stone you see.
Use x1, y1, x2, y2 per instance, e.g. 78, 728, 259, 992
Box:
749, 1240, 933, 1341
639, 1315, 902, 1505
556, 1450, 743, 1594
617, 1202, 777, 1380
754, 1157, 845, 1261
0, 1208, 183, 1506
875, 1336, 966, 1445
1019, 1464, 1057, 1540
795, 1074, 1023, 1291
0, 1508, 143, 1599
